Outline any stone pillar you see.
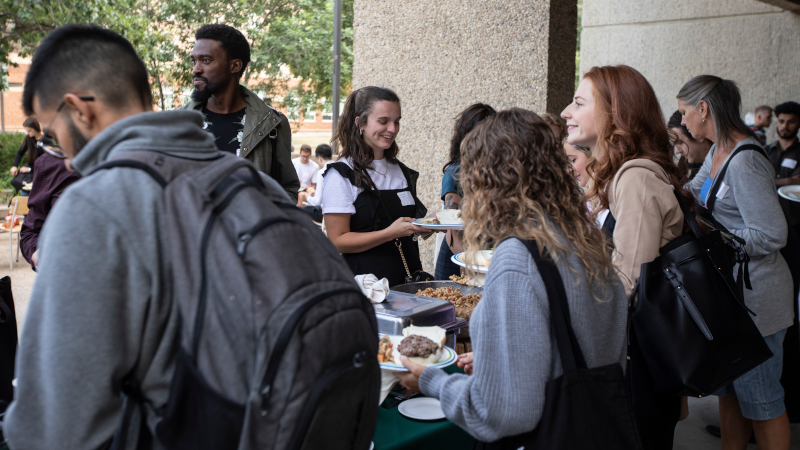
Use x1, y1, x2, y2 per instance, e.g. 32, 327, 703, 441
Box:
353, 0, 577, 271
580, 0, 800, 141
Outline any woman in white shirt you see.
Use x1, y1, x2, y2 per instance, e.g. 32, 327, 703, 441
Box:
322, 86, 428, 286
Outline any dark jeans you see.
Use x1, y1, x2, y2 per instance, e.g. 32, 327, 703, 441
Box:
435, 237, 460, 280
626, 328, 680, 450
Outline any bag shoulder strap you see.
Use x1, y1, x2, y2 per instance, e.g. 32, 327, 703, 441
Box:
673, 190, 705, 239
519, 239, 587, 373
706, 144, 767, 213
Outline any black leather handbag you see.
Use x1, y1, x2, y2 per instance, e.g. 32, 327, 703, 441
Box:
630, 191, 773, 397
476, 239, 641, 450
0, 277, 18, 413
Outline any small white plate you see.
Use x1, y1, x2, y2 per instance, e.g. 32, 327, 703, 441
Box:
378, 334, 458, 372
451, 251, 492, 274
412, 220, 464, 231
778, 185, 800, 203
398, 397, 446, 421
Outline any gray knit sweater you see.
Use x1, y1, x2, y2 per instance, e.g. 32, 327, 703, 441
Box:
687, 137, 794, 336
419, 237, 628, 442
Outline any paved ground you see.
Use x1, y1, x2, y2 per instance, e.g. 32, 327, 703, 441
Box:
3, 226, 800, 448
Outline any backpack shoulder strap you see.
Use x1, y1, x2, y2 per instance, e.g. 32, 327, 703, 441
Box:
517, 238, 588, 373
706, 144, 766, 213
91, 150, 225, 187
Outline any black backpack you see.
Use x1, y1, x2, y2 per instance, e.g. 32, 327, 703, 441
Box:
98, 150, 379, 450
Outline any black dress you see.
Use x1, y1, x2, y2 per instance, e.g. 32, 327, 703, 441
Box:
323, 161, 427, 287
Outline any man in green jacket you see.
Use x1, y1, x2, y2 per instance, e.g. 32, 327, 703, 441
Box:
182, 24, 299, 202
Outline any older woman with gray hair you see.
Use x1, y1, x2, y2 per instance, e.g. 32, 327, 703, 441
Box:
678, 75, 793, 450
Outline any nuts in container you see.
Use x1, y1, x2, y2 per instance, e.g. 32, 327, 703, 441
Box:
415, 287, 481, 308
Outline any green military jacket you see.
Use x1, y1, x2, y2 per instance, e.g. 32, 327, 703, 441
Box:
183, 85, 300, 201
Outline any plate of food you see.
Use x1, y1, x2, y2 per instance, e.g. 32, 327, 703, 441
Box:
778, 185, 800, 203
451, 250, 493, 274
413, 210, 465, 231
378, 325, 457, 372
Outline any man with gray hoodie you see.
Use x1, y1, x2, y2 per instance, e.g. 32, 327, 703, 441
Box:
2, 25, 219, 449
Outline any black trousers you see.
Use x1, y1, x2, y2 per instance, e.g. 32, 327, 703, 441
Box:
299, 205, 323, 223
780, 223, 800, 422
626, 328, 680, 450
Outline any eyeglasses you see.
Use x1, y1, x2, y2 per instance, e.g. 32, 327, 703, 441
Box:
38, 96, 95, 159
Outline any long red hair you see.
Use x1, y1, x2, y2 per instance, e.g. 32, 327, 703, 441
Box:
584, 65, 693, 222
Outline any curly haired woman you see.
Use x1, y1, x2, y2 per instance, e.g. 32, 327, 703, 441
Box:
396, 108, 627, 444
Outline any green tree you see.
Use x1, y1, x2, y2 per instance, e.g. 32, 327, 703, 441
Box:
0, 0, 353, 112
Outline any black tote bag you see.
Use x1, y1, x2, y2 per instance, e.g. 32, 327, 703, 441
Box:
0, 277, 18, 413
630, 191, 772, 397
476, 240, 641, 450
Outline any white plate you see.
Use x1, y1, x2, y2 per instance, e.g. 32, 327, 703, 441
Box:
412, 220, 464, 231
778, 185, 800, 203
451, 251, 492, 274
378, 334, 458, 372
398, 397, 446, 421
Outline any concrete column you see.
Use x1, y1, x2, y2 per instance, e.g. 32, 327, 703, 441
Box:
580, 0, 800, 142
353, 0, 577, 271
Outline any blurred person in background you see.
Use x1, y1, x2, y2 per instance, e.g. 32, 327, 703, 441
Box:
668, 110, 712, 180
563, 142, 614, 234
751, 105, 773, 146
680, 75, 792, 450
294, 144, 319, 206
435, 103, 496, 280
8, 118, 50, 196
300, 143, 333, 223
19, 132, 81, 269
767, 101, 800, 234
541, 112, 567, 142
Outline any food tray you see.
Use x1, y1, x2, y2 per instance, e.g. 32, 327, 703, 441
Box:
392, 281, 483, 339
390, 281, 483, 296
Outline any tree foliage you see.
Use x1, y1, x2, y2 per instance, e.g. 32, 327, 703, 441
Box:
0, 0, 352, 112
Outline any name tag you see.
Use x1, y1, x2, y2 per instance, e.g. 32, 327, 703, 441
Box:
397, 191, 415, 206
717, 182, 730, 199
782, 159, 798, 169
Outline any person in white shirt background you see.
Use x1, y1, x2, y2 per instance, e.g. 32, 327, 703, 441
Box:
300, 143, 333, 223
293, 144, 320, 206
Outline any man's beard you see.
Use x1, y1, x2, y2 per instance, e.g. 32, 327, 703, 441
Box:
65, 114, 89, 155
191, 76, 217, 103
778, 129, 799, 140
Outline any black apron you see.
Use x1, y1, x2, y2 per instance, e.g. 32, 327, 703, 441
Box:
325, 162, 425, 287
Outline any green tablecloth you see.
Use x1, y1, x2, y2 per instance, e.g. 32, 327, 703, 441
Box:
373, 366, 475, 450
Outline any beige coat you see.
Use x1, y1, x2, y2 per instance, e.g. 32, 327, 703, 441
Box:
608, 159, 684, 295
608, 159, 690, 421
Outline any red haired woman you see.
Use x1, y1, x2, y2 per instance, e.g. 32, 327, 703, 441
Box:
562, 65, 695, 450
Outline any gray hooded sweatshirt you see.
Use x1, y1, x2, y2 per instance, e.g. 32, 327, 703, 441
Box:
4, 110, 221, 450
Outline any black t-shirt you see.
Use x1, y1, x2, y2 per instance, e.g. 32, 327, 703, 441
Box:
202, 107, 246, 155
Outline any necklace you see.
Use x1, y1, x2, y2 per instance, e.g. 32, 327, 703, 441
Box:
373, 162, 387, 177
711, 145, 730, 177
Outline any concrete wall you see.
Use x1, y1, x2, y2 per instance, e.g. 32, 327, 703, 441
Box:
353, 0, 576, 272
580, 0, 800, 142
